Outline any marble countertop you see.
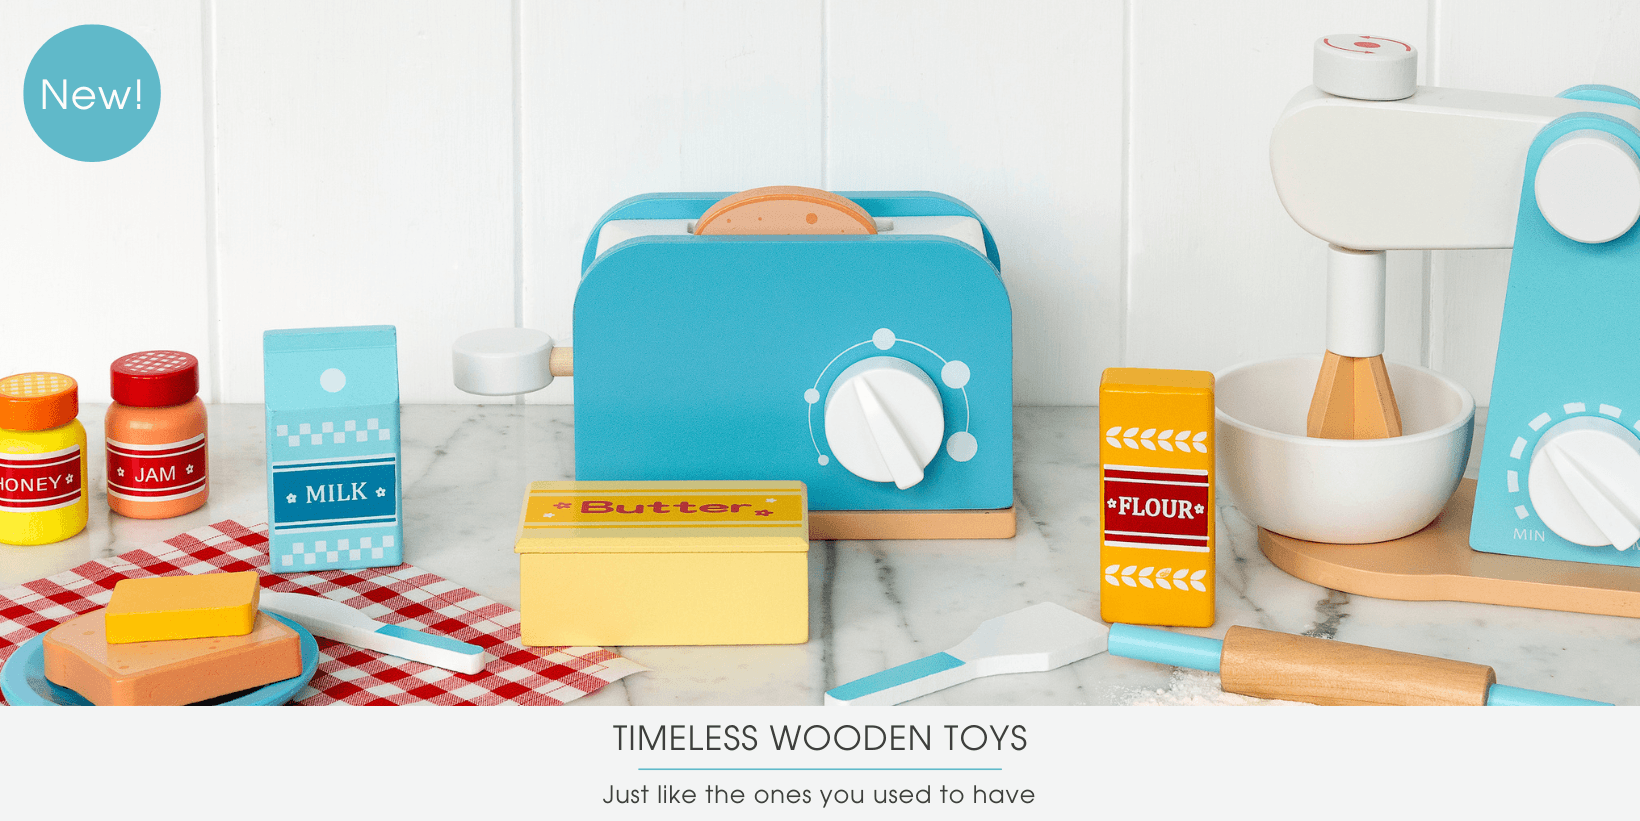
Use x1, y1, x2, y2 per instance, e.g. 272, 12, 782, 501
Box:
4, 404, 1633, 706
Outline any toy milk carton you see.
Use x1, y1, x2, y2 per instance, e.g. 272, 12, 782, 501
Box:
263, 326, 402, 573
514, 480, 808, 646
1099, 369, 1214, 627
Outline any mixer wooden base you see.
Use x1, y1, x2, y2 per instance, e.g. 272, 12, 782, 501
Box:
1260, 480, 1640, 618
810, 506, 1017, 541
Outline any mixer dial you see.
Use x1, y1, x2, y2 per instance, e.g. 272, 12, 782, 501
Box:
1312, 35, 1417, 101
823, 356, 945, 490
1526, 416, 1640, 550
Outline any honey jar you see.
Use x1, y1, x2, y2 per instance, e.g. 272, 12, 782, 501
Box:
105, 351, 208, 519
0, 373, 89, 545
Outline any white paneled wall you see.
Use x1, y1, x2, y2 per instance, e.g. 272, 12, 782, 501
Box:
826, 0, 1125, 406
520, 0, 824, 406
4, 0, 1639, 406
1127, 1, 1431, 377
211, 1, 516, 404
1, 3, 210, 398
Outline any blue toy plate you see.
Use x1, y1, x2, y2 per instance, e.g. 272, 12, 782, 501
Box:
0, 612, 319, 706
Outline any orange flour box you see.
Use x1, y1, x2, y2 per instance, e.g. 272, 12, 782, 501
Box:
1099, 368, 1214, 627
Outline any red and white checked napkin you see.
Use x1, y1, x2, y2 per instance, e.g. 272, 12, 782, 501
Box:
0, 519, 645, 705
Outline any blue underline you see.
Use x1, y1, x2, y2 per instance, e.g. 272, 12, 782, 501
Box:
636, 760, 997, 766
638, 768, 1002, 771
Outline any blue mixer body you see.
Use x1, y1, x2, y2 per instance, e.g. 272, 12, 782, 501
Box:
571, 192, 1013, 512
1471, 103, 1640, 566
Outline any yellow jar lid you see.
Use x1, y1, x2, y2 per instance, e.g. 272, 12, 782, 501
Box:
0, 372, 79, 431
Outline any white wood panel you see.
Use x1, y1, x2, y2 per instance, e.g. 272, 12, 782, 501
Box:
520, 0, 824, 405
1428, 248, 1508, 402
1431, 0, 1640, 406
825, 0, 1123, 406
1127, 3, 1430, 381
212, 1, 514, 403
0, 4, 210, 402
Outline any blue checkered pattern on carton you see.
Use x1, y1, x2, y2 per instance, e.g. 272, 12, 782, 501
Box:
263, 326, 402, 573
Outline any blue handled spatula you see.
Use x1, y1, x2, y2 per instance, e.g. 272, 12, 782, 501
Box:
825, 603, 1108, 706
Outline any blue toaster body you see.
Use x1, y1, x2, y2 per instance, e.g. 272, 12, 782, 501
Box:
572, 192, 1013, 513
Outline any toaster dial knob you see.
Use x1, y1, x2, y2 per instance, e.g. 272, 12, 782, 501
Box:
823, 357, 945, 490
1527, 416, 1640, 550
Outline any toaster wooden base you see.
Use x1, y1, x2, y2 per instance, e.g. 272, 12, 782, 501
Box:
1260, 479, 1640, 618
809, 506, 1016, 541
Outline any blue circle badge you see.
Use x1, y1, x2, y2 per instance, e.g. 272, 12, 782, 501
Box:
23, 25, 161, 162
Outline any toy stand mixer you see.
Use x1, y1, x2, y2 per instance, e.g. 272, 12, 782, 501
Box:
1218, 35, 1640, 617
449, 187, 1015, 540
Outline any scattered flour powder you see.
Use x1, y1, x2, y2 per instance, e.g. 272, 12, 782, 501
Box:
1116, 669, 1309, 706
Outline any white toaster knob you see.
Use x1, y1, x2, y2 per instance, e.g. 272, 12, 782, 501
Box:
823, 357, 945, 490
452, 327, 555, 396
1313, 35, 1417, 101
1527, 416, 1640, 550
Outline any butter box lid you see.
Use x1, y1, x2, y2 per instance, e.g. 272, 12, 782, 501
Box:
515, 481, 809, 554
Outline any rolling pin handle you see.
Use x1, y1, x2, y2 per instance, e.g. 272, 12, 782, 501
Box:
1107, 624, 1223, 673
1485, 683, 1612, 707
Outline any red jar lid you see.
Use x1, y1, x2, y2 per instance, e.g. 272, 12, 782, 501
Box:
0, 372, 78, 431
111, 351, 199, 408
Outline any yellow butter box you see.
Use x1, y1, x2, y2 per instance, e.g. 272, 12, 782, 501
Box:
1099, 369, 1214, 628
514, 480, 809, 646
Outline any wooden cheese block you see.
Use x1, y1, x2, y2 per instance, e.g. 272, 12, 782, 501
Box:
104, 570, 260, 643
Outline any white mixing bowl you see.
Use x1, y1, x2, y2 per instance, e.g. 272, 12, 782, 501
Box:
1215, 355, 1475, 544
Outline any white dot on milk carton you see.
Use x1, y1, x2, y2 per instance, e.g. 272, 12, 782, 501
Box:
320, 368, 347, 393
942, 360, 971, 389
872, 328, 896, 350
804, 389, 819, 404
947, 432, 978, 462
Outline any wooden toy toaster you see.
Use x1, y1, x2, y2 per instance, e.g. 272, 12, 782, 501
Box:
453, 186, 1015, 539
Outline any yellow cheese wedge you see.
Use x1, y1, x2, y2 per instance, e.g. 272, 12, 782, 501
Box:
104, 571, 261, 643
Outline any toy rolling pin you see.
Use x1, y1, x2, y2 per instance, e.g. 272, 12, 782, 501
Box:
1109, 624, 1610, 706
